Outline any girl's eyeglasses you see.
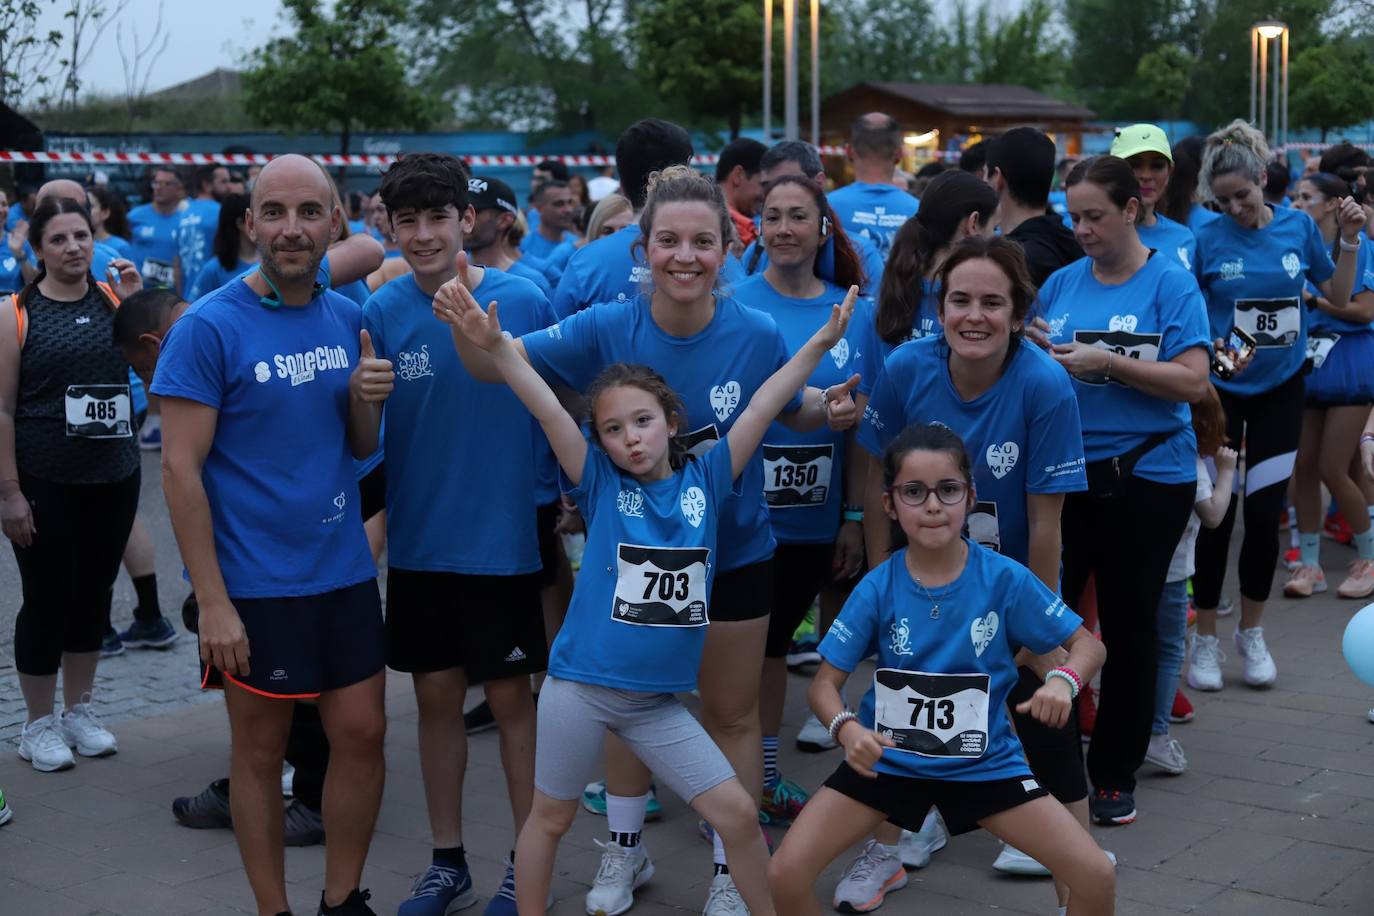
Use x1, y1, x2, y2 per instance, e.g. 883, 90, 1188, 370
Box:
889, 480, 968, 507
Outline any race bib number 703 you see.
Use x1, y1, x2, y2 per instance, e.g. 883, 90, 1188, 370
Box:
611, 544, 711, 627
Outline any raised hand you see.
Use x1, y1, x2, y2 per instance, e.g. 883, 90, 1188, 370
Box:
1338, 196, 1368, 242
350, 329, 394, 403
813, 285, 858, 350
107, 258, 143, 299
1015, 674, 1074, 728
436, 278, 506, 352
824, 374, 862, 431
7, 220, 27, 258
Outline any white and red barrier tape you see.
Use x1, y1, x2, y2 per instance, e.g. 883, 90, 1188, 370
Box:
0, 148, 848, 167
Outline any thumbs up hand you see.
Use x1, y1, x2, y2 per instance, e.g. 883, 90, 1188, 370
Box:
351, 328, 394, 403
824, 373, 862, 431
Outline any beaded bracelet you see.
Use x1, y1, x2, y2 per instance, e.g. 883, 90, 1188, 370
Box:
827, 710, 859, 742
1361, 434, 1374, 445
1045, 667, 1081, 700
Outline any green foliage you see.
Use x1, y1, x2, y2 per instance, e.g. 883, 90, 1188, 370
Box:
1, 0, 63, 106
825, 0, 945, 87
241, 0, 441, 154
965, 0, 1067, 90
631, 0, 761, 138
1128, 44, 1193, 121
26, 91, 261, 132
1289, 37, 1374, 138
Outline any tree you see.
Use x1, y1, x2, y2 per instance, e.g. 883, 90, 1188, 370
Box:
1290, 38, 1374, 139
58, 0, 128, 109
1063, 0, 1193, 117
825, 0, 946, 88
242, 0, 441, 158
116, 0, 168, 121
1122, 43, 1193, 120
631, 0, 761, 138
965, 0, 1067, 90
1, 0, 62, 107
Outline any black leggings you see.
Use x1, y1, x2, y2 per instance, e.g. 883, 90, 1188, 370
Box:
1193, 372, 1305, 607
1061, 475, 1194, 794
12, 471, 140, 676
1008, 667, 1087, 803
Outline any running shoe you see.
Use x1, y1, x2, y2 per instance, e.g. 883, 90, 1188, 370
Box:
1089, 789, 1136, 826
481, 857, 517, 916
1234, 627, 1277, 687
1170, 690, 1195, 724
898, 810, 946, 868
759, 777, 808, 825
318, 888, 375, 916
138, 417, 162, 451
703, 872, 749, 916
585, 839, 654, 916
463, 700, 497, 735
1336, 558, 1374, 599
1078, 685, 1098, 740
283, 798, 325, 846
1325, 510, 1354, 544
118, 616, 179, 649
833, 839, 907, 912
397, 862, 476, 916
1368, 707, 1374, 724
1186, 634, 1225, 692
580, 780, 663, 821
0, 787, 11, 826
58, 702, 117, 757
1216, 595, 1235, 617
1144, 734, 1188, 775
282, 761, 295, 798
1284, 564, 1327, 598
172, 778, 232, 829
990, 842, 1051, 876
100, 630, 125, 658
795, 713, 838, 752
784, 637, 822, 669
1282, 547, 1302, 572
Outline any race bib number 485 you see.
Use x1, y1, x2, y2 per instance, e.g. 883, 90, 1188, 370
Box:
612, 544, 710, 627
874, 668, 990, 758
65, 385, 132, 438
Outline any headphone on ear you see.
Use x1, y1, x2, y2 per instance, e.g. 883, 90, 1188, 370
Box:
821, 215, 831, 237
256, 266, 331, 310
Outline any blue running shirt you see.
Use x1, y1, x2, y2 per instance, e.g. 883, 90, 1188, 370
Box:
175, 199, 221, 296
550, 225, 646, 318
827, 182, 919, 259
1137, 212, 1197, 275
127, 203, 184, 289
852, 279, 941, 396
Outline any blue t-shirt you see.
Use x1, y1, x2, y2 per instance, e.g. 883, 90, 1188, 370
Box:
0, 253, 21, 294
5, 202, 25, 231
820, 542, 1081, 781
852, 279, 941, 396
1138, 213, 1197, 275
554, 439, 735, 693
739, 233, 886, 298
550, 224, 644, 319
860, 337, 1086, 565
1038, 254, 1209, 484
103, 235, 133, 259
190, 258, 254, 302
149, 280, 375, 599
1195, 205, 1335, 396
334, 278, 370, 307
1310, 241, 1374, 335
362, 269, 555, 574
1187, 203, 1220, 234
734, 274, 866, 544
827, 181, 919, 259
522, 233, 578, 281
175, 199, 221, 296
127, 202, 184, 289
508, 258, 554, 298
523, 294, 802, 572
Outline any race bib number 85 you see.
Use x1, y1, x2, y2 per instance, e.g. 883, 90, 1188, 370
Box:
874, 669, 990, 758
1234, 298, 1300, 348
65, 385, 132, 438
612, 544, 710, 627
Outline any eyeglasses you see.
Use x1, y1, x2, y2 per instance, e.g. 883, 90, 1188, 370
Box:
889, 480, 968, 507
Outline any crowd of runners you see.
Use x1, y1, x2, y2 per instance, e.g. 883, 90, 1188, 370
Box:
3, 110, 1374, 916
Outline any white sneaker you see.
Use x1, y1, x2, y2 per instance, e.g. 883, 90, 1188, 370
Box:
795, 713, 837, 752
898, 809, 947, 868
702, 872, 748, 916
281, 761, 295, 798
1234, 627, 1277, 687
1144, 733, 1188, 775
586, 839, 654, 916
58, 703, 117, 757
991, 842, 1050, 876
18, 715, 75, 772
833, 839, 907, 913
1216, 595, 1235, 616
1186, 633, 1225, 692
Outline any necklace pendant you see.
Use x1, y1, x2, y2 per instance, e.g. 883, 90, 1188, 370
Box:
930, 605, 940, 620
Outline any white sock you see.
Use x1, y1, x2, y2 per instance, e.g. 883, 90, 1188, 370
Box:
713, 829, 727, 867
606, 793, 648, 848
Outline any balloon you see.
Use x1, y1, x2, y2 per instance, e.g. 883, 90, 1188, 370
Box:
1341, 603, 1374, 688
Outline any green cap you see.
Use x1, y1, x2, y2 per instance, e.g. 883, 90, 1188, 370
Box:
1110, 124, 1172, 163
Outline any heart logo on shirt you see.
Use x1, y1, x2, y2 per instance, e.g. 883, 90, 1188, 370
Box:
986, 442, 1019, 480
1178, 247, 1191, 270
710, 381, 741, 422
829, 338, 850, 369
1108, 314, 1138, 333
1282, 252, 1301, 279
680, 486, 707, 528
970, 611, 999, 658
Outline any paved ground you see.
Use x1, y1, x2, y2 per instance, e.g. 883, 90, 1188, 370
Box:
2, 451, 1374, 914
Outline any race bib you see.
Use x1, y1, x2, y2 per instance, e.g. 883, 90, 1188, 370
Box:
1072, 329, 1162, 386
967, 500, 1001, 553
141, 257, 175, 289
612, 544, 710, 627
65, 385, 132, 439
874, 668, 990, 758
1306, 330, 1340, 369
679, 424, 720, 459
762, 443, 833, 508
1234, 298, 1300, 348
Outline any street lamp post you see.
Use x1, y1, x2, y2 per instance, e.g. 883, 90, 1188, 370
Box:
764, 0, 819, 142
1251, 21, 1289, 147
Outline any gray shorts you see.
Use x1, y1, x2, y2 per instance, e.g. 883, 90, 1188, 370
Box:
535, 676, 736, 804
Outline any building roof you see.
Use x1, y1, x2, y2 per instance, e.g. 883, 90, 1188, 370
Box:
828, 82, 1095, 122
147, 68, 242, 101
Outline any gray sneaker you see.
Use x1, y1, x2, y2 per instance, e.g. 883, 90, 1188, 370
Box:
283, 798, 324, 846
1144, 734, 1188, 775
702, 873, 749, 916
833, 839, 907, 912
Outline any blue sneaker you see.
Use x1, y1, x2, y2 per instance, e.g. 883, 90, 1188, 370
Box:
398, 863, 477, 915
580, 780, 663, 821
138, 417, 162, 451
480, 858, 516, 915
119, 616, 179, 649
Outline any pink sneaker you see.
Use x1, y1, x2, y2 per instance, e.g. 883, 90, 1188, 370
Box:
1337, 559, 1374, 600
1283, 564, 1327, 598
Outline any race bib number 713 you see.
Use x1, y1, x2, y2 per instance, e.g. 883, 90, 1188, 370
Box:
874, 668, 990, 758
